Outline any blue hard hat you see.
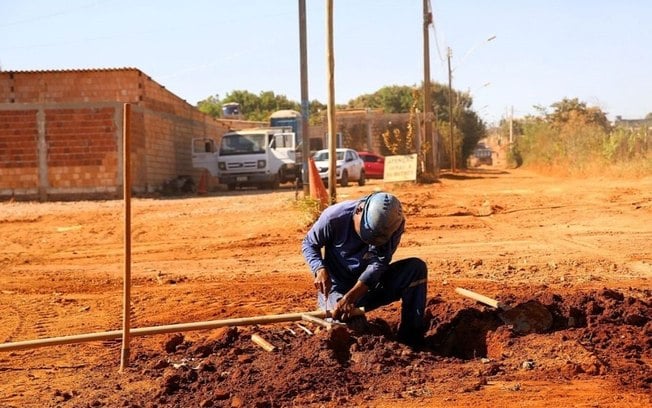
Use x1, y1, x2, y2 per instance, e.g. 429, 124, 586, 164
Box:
359, 192, 404, 246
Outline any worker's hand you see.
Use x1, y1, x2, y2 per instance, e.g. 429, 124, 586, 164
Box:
333, 280, 368, 321
333, 295, 356, 321
314, 267, 331, 296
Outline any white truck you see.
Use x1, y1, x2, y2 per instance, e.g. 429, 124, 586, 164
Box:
192, 127, 301, 190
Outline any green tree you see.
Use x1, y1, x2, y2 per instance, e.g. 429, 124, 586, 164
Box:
196, 90, 300, 121
547, 98, 610, 132
347, 83, 486, 167
309, 99, 327, 125
347, 85, 414, 113
197, 95, 223, 118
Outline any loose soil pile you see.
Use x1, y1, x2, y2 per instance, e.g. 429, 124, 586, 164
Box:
1, 168, 650, 407
85, 288, 648, 408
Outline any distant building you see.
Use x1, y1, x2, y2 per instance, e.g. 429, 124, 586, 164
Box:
614, 115, 652, 129
222, 102, 242, 119
0, 68, 252, 201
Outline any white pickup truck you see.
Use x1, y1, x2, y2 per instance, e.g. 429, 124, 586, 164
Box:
192, 128, 301, 190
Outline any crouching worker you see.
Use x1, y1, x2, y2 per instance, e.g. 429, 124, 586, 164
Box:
301, 192, 428, 346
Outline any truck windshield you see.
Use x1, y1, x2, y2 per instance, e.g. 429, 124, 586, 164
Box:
219, 133, 266, 155
273, 133, 294, 148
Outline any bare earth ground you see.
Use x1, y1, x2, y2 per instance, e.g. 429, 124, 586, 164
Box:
0, 167, 650, 408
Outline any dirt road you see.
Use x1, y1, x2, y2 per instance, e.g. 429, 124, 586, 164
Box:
0, 168, 650, 407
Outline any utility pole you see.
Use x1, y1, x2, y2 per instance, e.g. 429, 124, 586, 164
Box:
298, 0, 310, 195
509, 105, 514, 144
326, 0, 336, 203
422, 0, 436, 177
447, 47, 455, 172
366, 108, 373, 151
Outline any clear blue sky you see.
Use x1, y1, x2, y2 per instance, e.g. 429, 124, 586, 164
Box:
1, 0, 650, 125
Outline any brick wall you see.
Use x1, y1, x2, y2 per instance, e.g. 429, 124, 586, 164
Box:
0, 68, 234, 200
0, 109, 39, 192
46, 107, 118, 190
0, 103, 122, 200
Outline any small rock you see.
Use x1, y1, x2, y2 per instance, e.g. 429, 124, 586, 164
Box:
237, 354, 253, 364
508, 383, 521, 391
231, 396, 243, 407
521, 360, 535, 370
561, 361, 584, 377
200, 398, 214, 407
150, 358, 169, 370
163, 334, 184, 353
213, 389, 230, 400
477, 201, 493, 216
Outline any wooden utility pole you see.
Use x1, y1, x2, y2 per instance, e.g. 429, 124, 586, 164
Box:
326, 0, 336, 203
509, 105, 514, 144
422, 0, 436, 176
298, 0, 310, 195
447, 47, 455, 172
120, 103, 132, 371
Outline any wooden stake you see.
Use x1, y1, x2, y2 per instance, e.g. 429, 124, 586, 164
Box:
120, 103, 132, 371
251, 334, 276, 352
301, 314, 333, 331
296, 324, 313, 335
0, 308, 364, 353
0, 310, 329, 352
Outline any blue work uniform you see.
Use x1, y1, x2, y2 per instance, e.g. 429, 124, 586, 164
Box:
301, 198, 428, 343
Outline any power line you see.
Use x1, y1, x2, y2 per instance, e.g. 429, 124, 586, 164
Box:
427, 0, 446, 64
0, 1, 114, 29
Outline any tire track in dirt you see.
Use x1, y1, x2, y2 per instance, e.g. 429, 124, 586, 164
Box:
0, 297, 23, 343
551, 234, 652, 278
0, 296, 59, 344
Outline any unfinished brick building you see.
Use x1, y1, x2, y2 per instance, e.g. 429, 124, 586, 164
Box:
0, 68, 235, 201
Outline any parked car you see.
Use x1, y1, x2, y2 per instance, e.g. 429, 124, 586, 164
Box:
357, 151, 385, 179
470, 146, 493, 166
312, 148, 365, 187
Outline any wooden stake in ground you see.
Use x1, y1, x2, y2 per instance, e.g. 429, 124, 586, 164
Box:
301, 314, 334, 331
251, 334, 276, 352
120, 103, 132, 371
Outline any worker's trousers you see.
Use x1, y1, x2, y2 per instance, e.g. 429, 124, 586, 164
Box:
317, 257, 428, 344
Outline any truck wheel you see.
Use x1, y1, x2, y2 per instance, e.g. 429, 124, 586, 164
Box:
358, 170, 366, 186
267, 176, 280, 190
340, 171, 349, 187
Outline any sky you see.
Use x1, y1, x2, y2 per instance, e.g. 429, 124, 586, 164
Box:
1, 0, 650, 125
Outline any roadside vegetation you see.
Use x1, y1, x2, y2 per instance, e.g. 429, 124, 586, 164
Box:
502, 98, 651, 176
197, 90, 650, 178
197, 83, 486, 174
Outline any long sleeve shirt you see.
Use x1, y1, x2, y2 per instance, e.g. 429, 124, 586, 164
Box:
301, 199, 404, 291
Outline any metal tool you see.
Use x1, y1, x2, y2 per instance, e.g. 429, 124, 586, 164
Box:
455, 287, 553, 334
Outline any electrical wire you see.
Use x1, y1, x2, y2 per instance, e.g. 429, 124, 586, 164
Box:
428, 0, 446, 65
0, 1, 114, 29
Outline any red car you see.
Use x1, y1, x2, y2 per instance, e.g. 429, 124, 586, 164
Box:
357, 151, 385, 179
